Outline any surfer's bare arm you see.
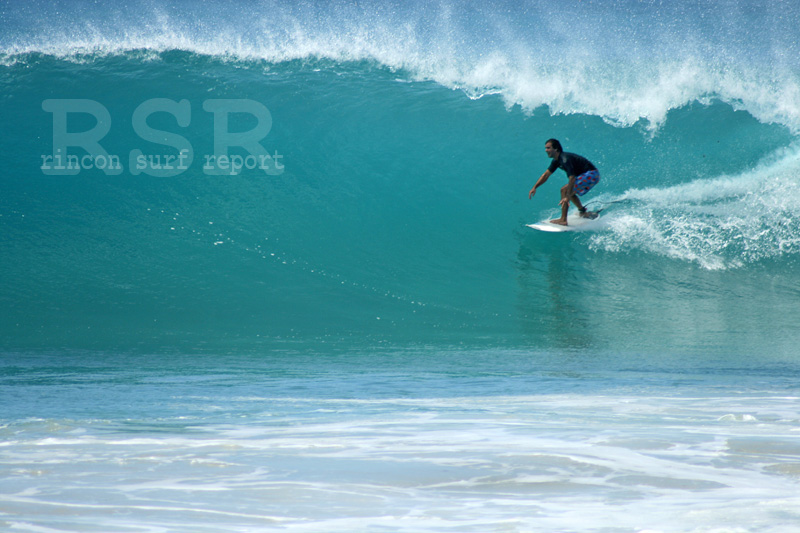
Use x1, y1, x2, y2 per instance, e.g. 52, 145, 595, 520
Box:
529, 169, 553, 199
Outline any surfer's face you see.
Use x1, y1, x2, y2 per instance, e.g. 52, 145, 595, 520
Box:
545, 142, 559, 159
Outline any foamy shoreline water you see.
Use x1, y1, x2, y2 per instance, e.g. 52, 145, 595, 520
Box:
2, 352, 799, 532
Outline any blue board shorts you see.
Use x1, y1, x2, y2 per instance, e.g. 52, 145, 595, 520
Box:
574, 170, 600, 196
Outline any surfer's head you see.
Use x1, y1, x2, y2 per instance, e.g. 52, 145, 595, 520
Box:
545, 138, 562, 158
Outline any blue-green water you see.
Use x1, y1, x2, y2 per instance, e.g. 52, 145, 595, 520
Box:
2, 0, 800, 531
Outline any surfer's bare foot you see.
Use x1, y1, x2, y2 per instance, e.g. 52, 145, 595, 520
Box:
579, 210, 597, 219
549, 218, 568, 226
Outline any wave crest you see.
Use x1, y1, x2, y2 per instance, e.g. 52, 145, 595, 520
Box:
3, 0, 800, 132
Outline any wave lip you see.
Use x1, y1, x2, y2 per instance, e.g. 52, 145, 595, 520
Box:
3, 0, 800, 133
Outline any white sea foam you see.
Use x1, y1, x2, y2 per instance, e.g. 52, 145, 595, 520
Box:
3, 390, 800, 532
3, 0, 800, 133
589, 144, 800, 269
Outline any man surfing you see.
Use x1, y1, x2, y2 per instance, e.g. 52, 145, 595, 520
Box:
528, 138, 600, 226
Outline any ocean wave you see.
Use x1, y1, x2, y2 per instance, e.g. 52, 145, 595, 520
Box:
2, 0, 799, 132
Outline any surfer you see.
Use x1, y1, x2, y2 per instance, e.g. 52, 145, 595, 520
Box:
528, 139, 600, 226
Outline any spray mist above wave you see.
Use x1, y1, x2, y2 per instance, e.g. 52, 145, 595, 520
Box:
590, 145, 800, 270
2, 0, 800, 133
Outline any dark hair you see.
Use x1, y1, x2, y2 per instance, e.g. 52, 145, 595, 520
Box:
545, 138, 562, 152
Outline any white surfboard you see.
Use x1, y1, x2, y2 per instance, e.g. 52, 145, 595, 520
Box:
527, 213, 603, 233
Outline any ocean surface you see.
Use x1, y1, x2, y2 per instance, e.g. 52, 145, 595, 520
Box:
2, 0, 800, 531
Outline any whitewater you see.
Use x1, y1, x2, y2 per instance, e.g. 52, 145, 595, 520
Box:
2, 0, 800, 531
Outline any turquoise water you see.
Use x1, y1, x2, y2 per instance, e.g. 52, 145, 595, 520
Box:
2, 0, 800, 531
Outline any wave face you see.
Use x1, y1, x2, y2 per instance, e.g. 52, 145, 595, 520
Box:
2, 0, 800, 354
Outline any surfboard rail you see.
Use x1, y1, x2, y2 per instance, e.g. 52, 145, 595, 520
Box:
527, 214, 604, 232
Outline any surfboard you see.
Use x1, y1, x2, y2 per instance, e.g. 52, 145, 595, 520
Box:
527, 213, 603, 233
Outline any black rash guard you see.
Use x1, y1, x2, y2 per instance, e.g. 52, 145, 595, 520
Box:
547, 152, 597, 177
